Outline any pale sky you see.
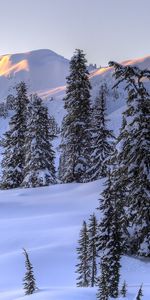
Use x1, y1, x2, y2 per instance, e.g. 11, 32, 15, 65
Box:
0, 0, 150, 66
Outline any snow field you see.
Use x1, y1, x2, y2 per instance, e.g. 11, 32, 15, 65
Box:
0, 180, 150, 299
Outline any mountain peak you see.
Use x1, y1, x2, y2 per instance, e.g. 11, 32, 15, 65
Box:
0, 48, 69, 99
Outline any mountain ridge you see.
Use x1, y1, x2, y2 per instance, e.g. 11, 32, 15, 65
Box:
0, 49, 150, 102
0, 49, 69, 100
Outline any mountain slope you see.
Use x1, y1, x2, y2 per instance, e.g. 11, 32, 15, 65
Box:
0, 179, 150, 300
0, 49, 69, 100
0, 51, 150, 175
0, 50, 150, 117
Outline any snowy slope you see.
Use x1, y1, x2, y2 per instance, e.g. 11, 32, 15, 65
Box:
0, 49, 69, 100
0, 49, 150, 111
0, 50, 150, 125
1, 50, 150, 141
0, 180, 150, 300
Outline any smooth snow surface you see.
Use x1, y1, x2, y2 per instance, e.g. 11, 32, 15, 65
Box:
0, 180, 150, 300
0, 49, 69, 99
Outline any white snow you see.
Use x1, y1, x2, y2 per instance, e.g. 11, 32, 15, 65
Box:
0, 181, 150, 299
0, 49, 69, 100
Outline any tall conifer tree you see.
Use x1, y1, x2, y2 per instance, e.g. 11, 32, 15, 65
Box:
1, 82, 29, 188
76, 221, 91, 287
109, 61, 150, 256
22, 94, 56, 187
97, 171, 122, 298
88, 84, 114, 180
88, 213, 98, 287
97, 257, 109, 300
59, 49, 92, 183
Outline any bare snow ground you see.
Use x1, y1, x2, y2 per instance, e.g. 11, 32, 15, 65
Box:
0, 181, 100, 298
0, 180, 150, 300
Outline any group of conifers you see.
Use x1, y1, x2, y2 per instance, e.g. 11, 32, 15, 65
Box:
23, 246, 143, 299
0, 49, 149, 299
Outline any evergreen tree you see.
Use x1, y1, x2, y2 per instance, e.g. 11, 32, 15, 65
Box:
23, 248, 36, 295
22, 94, 56, 187
58, 151, 65, 183
120, 280, 127, 297
109, 147, 129, 254
1, 82, 29, 189
6, 94, 16, 110
97, 257, 109, 300
0, 102, 7, 118
135, 285, 143, 300
88, 213, 98, 287
76, 221, 91, 287
48, 115, 59, 136
109, 61, 150, 256
97, 171, 122, 298
58, 118, 69, 183
88, 84, 115, 180
59, 49, 92, 183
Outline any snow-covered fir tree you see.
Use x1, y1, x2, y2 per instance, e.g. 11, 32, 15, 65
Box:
109, 147, 129, 253
88, 83, 115, 180
58, 118, 69, 183
97, 257, 109, 300
88, 213, 98, 287
1, 82, 29, 189
23, 248, 36, 295
97, 170, 122, 298
135, 285, 143, 300
58, 149, 66, 183
109, 61, 150, 256
6, 94, 16, 111
59, 49, 92, 183
76, 220, 91, 287
120, 280, 127, 297
0, 102, 7, 118
22, 94, 56, 187
48, 115, 59, 136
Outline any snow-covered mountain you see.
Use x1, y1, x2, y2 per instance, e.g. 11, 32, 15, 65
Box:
0, 49, 150, 118
0, 49, 150, 172
0, 49, 69, 100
